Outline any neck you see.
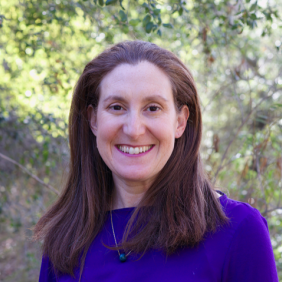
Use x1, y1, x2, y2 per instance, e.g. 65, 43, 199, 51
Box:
111, 176, 222, 210
112, 176, 153, 210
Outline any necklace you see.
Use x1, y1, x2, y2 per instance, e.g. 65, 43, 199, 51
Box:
110, 207, 132, 262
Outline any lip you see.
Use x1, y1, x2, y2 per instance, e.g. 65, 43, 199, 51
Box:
115, 145, 154, 157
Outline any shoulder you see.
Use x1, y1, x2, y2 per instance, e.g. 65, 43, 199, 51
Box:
217, 192, 278, 282
205, 191, 270, 254
219, 192, 268, 234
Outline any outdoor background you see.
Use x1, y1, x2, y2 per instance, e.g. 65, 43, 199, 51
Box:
0, 0, 282, 281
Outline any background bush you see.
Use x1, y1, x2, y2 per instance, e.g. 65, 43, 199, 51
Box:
0, 0, 282, 280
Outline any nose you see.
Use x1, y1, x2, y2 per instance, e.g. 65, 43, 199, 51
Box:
123, 111, 146, 139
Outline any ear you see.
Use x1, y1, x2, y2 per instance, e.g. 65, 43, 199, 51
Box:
87, 105, 98, 136
175, 105, 189, 139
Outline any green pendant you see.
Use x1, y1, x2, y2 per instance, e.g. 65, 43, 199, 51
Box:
119, 253, 127, 262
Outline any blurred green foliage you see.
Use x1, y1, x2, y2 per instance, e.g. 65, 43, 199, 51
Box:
0, 0, 282, 281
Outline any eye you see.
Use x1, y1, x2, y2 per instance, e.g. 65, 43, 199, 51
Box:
109, 104, 123, 111
146, 105, 161, 112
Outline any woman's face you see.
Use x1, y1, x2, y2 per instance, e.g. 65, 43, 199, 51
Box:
88, 61, 188, 185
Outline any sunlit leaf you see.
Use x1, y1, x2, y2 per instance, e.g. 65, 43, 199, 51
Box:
129, 19, 139, 26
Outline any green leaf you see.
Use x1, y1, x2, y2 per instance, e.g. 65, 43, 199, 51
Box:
119, 10, 127, 22
153, 9, 161, 15
129, 19, 140, 26
105, 0, 117, 6
142, 3, 149, 9
157, 29, 162, 36
98, 0, 104, 6
237, 20, 244, 27
43, 149, 49, 162
250, 13, 257, 20
264, 12, 272, 21
249, 2, 257, 12
45, 166, 50, 175
142, 3, 150, 13
163, 23, 174, 29
179, 7, 183, 16
235, 9, 245, 16
143, 14, 151, 26
145, 21, 154, 33
231, 24, 238, 30
273, 10, 279, 18
152, 24, 158, 31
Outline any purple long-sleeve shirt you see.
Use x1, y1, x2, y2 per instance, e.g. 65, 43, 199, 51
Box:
39, 192, 279, 281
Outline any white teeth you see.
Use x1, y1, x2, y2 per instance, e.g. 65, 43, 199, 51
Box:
119, 145, 152, 154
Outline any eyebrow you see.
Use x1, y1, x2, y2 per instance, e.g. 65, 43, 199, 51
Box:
143, 95, 169, 103
102, 95, 169, 104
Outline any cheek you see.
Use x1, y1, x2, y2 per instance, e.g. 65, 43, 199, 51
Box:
151, 119, 177, 147
96, 115, 120, 147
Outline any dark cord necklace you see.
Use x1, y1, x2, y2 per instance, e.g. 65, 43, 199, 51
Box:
110, 206, 132, 262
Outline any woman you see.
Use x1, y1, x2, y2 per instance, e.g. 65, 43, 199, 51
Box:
35, 41, 278, 282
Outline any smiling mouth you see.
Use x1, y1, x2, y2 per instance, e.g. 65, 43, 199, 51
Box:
117, 145, 154, 155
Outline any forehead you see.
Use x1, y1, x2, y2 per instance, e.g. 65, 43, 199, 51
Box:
99, 61, 174, 101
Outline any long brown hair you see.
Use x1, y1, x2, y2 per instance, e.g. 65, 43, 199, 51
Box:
34, 40, 228, 279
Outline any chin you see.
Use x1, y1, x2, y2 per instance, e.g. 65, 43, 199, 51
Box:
117, 170, 155, 182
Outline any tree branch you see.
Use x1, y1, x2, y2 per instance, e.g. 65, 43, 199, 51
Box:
0, 152, 60, 195
212, 85, 281, 184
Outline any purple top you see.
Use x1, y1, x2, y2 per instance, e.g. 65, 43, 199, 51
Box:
39, 192, 278, 282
